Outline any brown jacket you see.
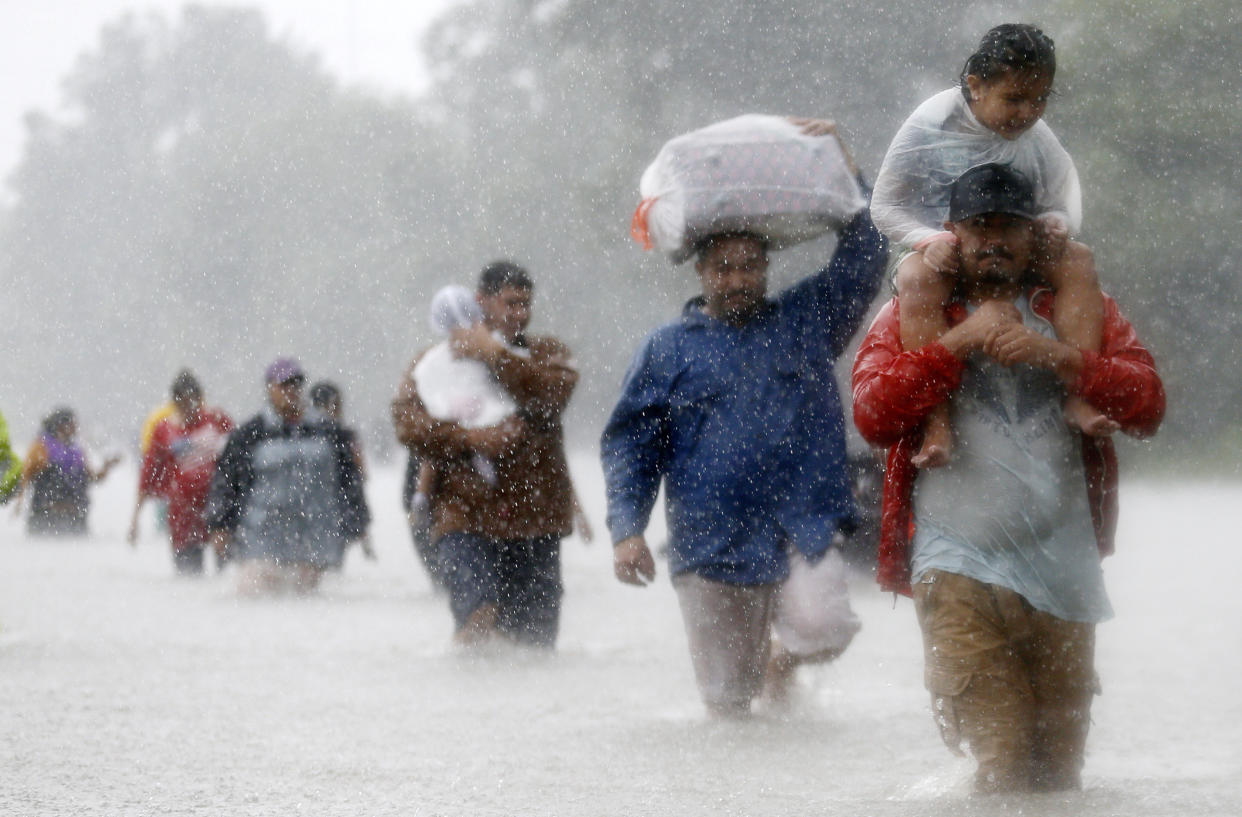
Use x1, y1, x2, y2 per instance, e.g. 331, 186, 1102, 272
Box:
392, 335, 577, 542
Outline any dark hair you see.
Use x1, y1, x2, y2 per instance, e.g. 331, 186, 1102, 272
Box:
42, 407, 75, 435
477, 260, 533, 295
309, 381, 341, 411
694, 231, 769, 263
959, 24, 1056, 100
170, 369, 201, 400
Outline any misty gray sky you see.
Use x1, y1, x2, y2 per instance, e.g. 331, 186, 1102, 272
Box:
2, 0, 455, 179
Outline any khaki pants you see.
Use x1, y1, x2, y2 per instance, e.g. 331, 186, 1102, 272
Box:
672, 574, 777, 717
913, 570, 1097, 793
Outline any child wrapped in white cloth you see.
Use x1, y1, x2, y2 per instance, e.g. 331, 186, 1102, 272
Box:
412, 285, 524, 486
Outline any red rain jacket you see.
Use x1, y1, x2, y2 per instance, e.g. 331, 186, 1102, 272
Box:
851, 289, 1165, 596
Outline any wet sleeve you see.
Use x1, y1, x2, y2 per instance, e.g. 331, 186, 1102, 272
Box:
392, 357, 474, 460
872, 97, 953, 247
138, 426, 172, 497
600, 335, 673, 544
1032, 124, 1083, 235
204, 427, 252, 533
851, 301, 965, 447
0, 415, 20, 502
491, 338, 579, 419
336, 429, 370, 539
783, 184, 889, 358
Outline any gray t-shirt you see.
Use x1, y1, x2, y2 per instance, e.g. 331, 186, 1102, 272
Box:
911, 296, 1112, 624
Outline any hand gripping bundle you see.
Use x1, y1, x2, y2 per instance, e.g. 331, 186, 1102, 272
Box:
414, 285, 517, 431
631, 114, 866, 264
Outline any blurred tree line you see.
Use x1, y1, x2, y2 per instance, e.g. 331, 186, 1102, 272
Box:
0, 1, 1236, 468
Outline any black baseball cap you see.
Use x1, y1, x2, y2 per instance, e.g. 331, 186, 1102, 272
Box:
947, 163, 1037, 222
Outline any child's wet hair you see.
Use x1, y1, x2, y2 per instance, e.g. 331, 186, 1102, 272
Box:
959, 24, 1056, 98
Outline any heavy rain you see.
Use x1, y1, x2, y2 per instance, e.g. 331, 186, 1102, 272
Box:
1, 1, 1240, 815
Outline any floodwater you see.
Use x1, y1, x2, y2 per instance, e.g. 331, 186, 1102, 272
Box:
1, 458, 1239, 816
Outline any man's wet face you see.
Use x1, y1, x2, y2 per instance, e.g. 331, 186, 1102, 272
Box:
696, 236, 769, 325
174, 392, 203, 422
267, 378, 304, 418
952, 213, 1035, 289
478, 285, 532, 344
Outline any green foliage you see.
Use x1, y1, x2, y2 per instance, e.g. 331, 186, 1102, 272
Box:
0, 6, 468, 441
1045, 0, 1242, 443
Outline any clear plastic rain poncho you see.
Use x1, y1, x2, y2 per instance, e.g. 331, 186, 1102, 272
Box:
871, 88, 1081, 248
413, 285, 517, 430
414, 285, 525, 486
632, 114, 866, 264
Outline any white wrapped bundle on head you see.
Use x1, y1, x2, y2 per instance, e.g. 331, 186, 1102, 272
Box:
632, 114, 867, 264
429, 284, 484, 337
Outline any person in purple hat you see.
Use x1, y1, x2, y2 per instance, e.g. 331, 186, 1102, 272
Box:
205, 358, 370, 594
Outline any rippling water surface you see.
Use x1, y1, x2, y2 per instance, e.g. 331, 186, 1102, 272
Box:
1, 461, 1237, 816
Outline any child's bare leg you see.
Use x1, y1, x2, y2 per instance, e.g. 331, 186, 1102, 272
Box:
896, 253, 954, 467
1043, 243, 1118, 437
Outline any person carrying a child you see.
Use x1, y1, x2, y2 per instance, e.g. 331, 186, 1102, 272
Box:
411, 284, 522, 496
872, 22, 1115, 468
407, 285, 595, 567
392, 262, 579, 648
852, 162, 1164, 791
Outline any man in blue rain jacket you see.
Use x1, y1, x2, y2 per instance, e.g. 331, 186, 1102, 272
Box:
601, 122, 887, 716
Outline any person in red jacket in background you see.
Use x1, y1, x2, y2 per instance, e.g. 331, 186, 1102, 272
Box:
851, 164, 1164, 793
129, 370, 233, 575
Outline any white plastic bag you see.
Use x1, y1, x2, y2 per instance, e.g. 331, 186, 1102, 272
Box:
632, 114, 866, 264
773, 547, 861, 658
